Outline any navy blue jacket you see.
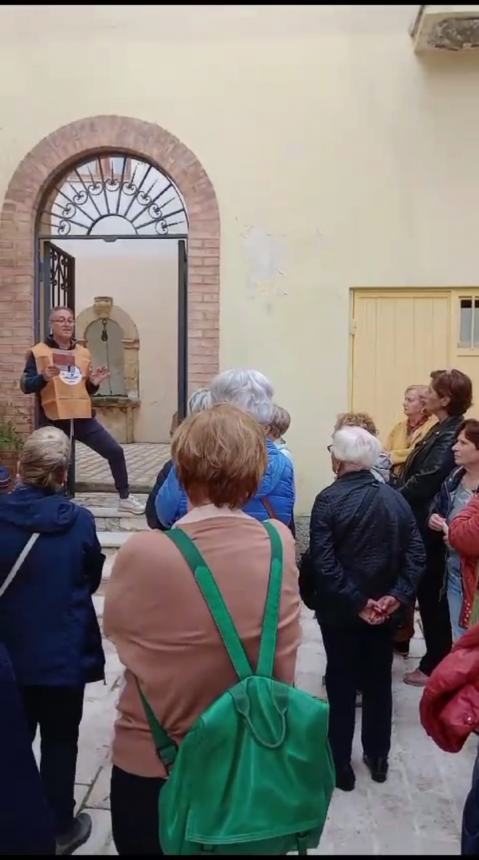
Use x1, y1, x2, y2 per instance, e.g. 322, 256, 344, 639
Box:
0, 643, 55, 854
0, 485, 105, 686
155, 439, 295, 528
307, 471, 425, 626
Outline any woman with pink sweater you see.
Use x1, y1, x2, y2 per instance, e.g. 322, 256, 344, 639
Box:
103, 403, 301, 855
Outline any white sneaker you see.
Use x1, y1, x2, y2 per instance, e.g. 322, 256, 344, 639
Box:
119, 495, 145, 515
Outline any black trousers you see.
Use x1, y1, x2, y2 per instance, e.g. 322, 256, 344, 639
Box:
462, 745, 479, 855
45, 417, 129, 498
19, 685, 84, 837
417, 549, 452, 676
111, 765, 166, 855
320, 621, 393, 769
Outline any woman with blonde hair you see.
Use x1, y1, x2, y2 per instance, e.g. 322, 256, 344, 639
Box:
104, 403, 301, 854
269, 404, 293, 460
386, 385, 437, 479
334, 412, 391, 483
0, 426, 105, 855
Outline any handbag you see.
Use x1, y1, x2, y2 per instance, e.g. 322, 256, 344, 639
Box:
0, 533, 40, 599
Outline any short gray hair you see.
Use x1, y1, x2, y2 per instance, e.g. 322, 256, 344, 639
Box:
209, 369, 274, 425
331, 426, 381, 470
19, 426, 70, 491
187, 387, 211, 415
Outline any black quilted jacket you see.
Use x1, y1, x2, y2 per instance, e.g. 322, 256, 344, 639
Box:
306, 471, 425, 626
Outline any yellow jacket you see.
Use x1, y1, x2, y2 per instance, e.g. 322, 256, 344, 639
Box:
386, 416, 438, 470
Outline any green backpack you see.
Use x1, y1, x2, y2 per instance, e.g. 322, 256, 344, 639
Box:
138, 521, 335, 856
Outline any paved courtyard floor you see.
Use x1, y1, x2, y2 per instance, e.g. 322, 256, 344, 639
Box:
76, 442, 170, 492
35, 592, 476, 855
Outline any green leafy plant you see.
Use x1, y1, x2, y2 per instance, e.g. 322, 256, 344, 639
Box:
0, 419, 22, 452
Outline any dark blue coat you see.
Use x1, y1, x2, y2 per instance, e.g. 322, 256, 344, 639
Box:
0, 485, 105, 686
0, 643, 55, 854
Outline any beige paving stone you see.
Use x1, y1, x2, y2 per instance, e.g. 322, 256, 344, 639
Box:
76, 442, 169, 491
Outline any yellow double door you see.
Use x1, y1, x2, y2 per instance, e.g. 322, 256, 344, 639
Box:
351, 288, 479, 444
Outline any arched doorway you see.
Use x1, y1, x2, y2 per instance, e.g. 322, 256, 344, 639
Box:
0, 115, 220, 489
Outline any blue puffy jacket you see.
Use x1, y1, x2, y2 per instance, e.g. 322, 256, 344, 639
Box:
0, 485, 105, 687
155, 439, 295, 528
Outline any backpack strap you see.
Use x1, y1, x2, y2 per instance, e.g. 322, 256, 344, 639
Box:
256, 521, 284, 678
135, 678, 178, 768
165, 528, 254, 681
137, 521, 284, 767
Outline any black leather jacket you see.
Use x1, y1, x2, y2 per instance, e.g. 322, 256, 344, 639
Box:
397, 415, 464, 535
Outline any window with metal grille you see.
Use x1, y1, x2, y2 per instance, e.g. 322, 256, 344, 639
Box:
459, 297, 479, 348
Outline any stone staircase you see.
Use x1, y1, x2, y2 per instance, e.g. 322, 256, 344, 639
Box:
75, 492, 150, 592
76, 492, 149, 542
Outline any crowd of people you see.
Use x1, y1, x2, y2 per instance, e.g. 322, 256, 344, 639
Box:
2, 346, 479, 855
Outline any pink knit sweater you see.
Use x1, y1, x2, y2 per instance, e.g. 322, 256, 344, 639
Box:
103, 509, 301, 778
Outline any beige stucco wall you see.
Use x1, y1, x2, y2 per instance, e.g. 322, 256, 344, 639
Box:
2, 4, 479, 510
57, 239, 177, 443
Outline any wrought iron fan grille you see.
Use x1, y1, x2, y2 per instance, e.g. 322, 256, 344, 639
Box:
39, 153, 188, 237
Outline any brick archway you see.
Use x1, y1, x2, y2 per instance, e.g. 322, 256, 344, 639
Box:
0, 115, 220, 435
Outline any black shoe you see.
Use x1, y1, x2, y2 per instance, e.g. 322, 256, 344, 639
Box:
335, 763, 356, 792
393, 642, 409, 657
363, 753, 388, 783
56, 812, 92, 855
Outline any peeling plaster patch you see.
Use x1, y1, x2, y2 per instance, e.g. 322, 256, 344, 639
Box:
242, 225, 288, 299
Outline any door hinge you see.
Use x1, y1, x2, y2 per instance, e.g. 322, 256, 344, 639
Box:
350, 319, 357, 336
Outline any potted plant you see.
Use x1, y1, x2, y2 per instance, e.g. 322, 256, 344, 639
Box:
0, 418, 22, 489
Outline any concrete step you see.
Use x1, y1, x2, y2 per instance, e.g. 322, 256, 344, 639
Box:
78, 492, 150, 590
102, 548, 117, 577
95, 548, 118, 597
92, 513, 148, 532
75, 492, 150, 534
97, 531, 133, 550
